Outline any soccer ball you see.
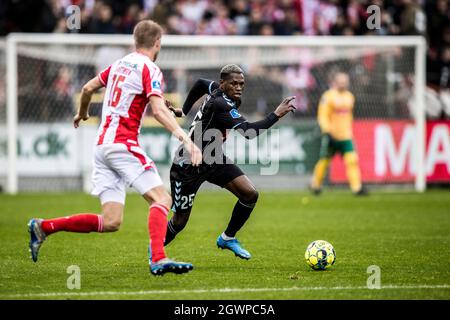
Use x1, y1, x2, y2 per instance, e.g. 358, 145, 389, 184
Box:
304, 240, 336, 270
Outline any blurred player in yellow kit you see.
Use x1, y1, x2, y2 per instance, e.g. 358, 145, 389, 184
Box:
311, 72, 368, 196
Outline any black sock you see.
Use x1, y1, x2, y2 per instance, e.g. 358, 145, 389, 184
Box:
224, 200, 256, 238
164, 219, 182, 246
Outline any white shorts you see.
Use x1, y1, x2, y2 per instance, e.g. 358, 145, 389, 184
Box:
91, 143, 163, 204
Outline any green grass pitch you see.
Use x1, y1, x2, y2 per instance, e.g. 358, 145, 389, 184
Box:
0, 190, 449, 300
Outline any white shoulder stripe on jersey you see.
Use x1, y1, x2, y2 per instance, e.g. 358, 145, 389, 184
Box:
232, 121, 247, 129
127, 139, 137, 145
208, 81, 214, 94
150, 67, 162, 81
97, 74, 106, 86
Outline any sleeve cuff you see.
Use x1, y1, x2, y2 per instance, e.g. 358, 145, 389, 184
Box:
97, 74, 106, 87
147, 92, 164, 99
267, 112, 279, 122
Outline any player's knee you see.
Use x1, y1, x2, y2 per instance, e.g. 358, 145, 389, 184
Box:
318, 158, 331, 167
157, 194, 172, 211
344, 153, 359, 166
144, 188, 172, 210
172, 213, 190, 230
241, 189, 259, 205
101, 203, 124, 232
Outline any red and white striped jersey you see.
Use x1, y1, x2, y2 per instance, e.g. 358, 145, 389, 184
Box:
96, 52, 164, 146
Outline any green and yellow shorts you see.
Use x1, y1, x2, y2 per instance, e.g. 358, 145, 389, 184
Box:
319, 134, 355, 159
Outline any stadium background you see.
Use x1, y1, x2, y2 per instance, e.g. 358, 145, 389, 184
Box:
0, 0, 449, 302
0, 0, 449, 192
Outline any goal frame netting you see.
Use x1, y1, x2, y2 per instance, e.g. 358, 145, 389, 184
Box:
4, 34, 427, 194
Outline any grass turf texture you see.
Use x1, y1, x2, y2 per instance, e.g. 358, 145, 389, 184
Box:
0, 190, 449, 300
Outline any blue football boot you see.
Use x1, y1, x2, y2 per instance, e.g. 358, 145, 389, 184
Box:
216, 235, 251, 260
28, 218, 46, 262
150, 258, 194, 276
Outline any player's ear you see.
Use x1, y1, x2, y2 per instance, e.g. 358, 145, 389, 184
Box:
156, 38, 161, 49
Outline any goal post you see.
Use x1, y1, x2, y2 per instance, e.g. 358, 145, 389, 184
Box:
414, 39, 427, 192
6, 36, 18, 194
3, 34, 427, 194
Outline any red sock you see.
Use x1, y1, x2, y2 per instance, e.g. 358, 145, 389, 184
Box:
149, 204, 169, 263
41, 214, 103, 235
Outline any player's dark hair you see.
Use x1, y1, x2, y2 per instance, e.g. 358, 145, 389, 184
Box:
133, 20, 162, 49
220, 64, 244, 80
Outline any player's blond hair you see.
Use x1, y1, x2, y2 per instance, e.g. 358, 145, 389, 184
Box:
133, 20, 163, 49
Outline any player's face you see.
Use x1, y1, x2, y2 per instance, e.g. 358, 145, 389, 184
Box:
221, 73, 245, 101
334, 74, 349, 91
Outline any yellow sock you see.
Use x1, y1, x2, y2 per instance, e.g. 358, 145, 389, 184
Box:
311, 158, 330, 189
343, 152, 362, 192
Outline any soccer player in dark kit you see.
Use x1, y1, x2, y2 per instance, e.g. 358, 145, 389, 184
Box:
162, 64, 295, 260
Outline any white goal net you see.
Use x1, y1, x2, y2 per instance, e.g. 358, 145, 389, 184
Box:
1, 35, 426, 193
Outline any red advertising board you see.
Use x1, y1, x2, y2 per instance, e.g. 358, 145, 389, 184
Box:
330, 120, 450, 184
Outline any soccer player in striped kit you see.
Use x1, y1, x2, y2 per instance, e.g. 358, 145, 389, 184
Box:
27, 20, 202, 276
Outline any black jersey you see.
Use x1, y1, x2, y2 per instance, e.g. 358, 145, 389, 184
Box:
174, 78, 280, 165
175, 81, 247, 165
190, 88, 247, 141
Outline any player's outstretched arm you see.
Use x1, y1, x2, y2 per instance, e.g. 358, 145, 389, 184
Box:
73, 76, 103, 128
182, 78, 218, 115
150, 95, 202, 166
234, 96, 296, 139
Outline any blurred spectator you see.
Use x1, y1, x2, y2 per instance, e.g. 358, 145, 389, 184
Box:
1, 0, 59, 34
399, 0, 426, 35
164, 14, 184, 34
428, 46, 450, 88
300, 0, 321, 35
273, 7, 302, 35
285, 63, 317, 113
180, 0, 209, 25
316, 0, 339, 35
330, 14, 347, 35
207, 4, 236, 35
247, 7, 265, 35
427, 0, 449, 50
259, 23, 275, 36
151, 0, 173, 28
48, 66, 75, 120
89, 2, 117, 34
121, 4, 142, 34
229, 0, 251, 35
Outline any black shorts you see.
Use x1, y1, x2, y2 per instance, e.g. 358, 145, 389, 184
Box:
170, 161, 244, 214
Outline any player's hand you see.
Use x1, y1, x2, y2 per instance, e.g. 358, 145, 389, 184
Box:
184, 140, 202, 167
274, 96, 296, 118
73, 114, 89, 128
165, 99, 183, 117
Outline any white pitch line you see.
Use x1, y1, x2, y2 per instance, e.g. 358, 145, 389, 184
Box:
1, 284, 449, 299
